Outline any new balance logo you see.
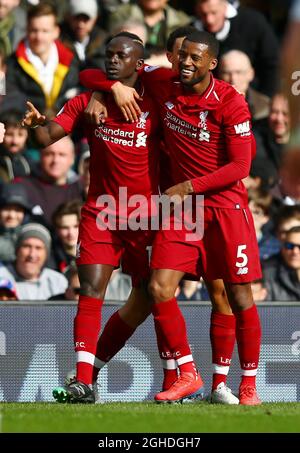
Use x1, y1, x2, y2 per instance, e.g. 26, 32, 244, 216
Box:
237, 267, 248, 275
234, 121, 250, 135
76, 385, 86, 396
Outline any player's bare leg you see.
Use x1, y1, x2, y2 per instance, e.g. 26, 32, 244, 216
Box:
53, 263, 114, 404
149, 269, 205, 404
225, 282, 262, 405
205, 279, 239, 404
92, 281, 178, 392
92, 283, 152, 384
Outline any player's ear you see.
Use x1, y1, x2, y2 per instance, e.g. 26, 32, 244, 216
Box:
136, 59, 144, 71
166, 51, 172, 64
209, 58, 218, 71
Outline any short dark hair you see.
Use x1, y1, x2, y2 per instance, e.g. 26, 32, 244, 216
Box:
276, 205, 300, 232
0, 110, 26, 129
109, 31, 144, 47
166, 26, 198, 52
248, 188, 273, 216
286, 225, 300, 235
52, 199, 82, 227
107, 31, 145, 58
27, 2, 58, 25
184, 30, 219, 58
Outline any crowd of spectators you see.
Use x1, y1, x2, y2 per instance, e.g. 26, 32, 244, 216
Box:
0, 0, 299, 301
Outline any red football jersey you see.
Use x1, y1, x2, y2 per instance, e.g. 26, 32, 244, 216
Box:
53, 91, 161, 216
140, 67, 252, 208
80, 68, 253, 208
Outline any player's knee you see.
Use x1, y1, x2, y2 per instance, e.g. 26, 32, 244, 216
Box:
227, 283, 253, 311
148, 279, 175, 302
80, 281, 105, 300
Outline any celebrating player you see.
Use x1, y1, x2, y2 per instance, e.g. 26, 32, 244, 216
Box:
80, 30, 262, 406
22, 32, 203, 404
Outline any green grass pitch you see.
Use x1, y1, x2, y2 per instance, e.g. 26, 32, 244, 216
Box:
1, 402, 300, 433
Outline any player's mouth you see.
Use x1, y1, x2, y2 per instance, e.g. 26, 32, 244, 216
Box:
107, 67, 119, 74
180, 68, 195, 77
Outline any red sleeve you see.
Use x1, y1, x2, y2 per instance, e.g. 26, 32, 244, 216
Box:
52, 93, 89, 134
79, 65, 177, 94
191, 91, 252, 193
79, 69, 116, 91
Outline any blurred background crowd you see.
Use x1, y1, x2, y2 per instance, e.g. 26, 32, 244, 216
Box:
0, 0, 299, 302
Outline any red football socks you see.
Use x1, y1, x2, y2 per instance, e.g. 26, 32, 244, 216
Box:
92, 310, 135, 382
74, 295, 103, 385
210, 311, 236, 390
235, 304, 261, 387
152, 297, 197, 378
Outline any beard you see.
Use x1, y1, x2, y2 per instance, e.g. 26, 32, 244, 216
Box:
180, 73, 206, 86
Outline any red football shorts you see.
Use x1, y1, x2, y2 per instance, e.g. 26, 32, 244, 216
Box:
151, 206, 262, 283
76, 206, 153, 285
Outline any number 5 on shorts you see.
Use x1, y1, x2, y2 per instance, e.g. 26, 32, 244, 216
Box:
236, 244, 248, 268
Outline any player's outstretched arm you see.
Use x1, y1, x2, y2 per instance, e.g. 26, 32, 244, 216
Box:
22, 101, 66, 147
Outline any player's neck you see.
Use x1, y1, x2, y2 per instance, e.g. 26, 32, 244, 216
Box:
121, 73, 139, 89
183, 73, 212, 96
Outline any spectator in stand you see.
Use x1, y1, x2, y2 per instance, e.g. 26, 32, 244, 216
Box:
105, 269, 132, 301
20, 0, 69, 23
5, 2, 79, 117
18, 135, 83, 227
177, 280, 205, 301
191, 0, 279, 96
263, 226, 300, 301
0, 222, 68, 300
275, 205, 300, 242
107, 0, 190, 59
251, 278, 268, 302
243, 156, 278, 192
0, 0, 26, 59
77, 148, 90, 199
0, 110, 31, 182
218, 50, 270, 123
0, 121, 5, 143
253, 93, 290, 182
49, 262, 81, 300
52, 199, 82, 273
0, 277, 18, 300
248, 188, 280, 261
50, 265, 132, 301
0, 183, 32, 263
271, 149, 300, 209
280, 0, 300, 140
60, 0, 107, 72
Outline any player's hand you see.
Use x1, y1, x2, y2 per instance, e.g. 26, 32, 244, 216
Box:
84, 92, 108, 125
0, 122, 5, 143
111, 82, 142, 122
22, 101, 46, 128
164, 181, 194, 202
